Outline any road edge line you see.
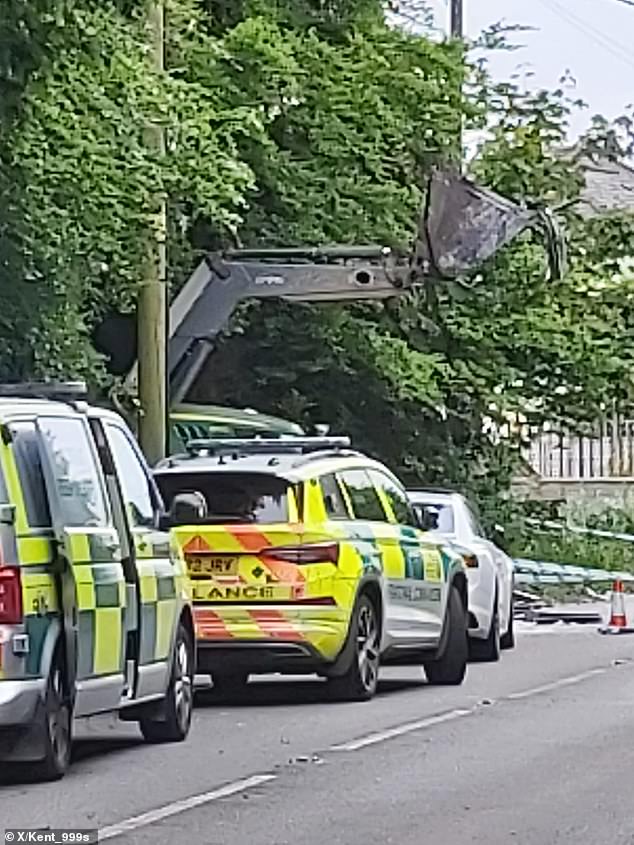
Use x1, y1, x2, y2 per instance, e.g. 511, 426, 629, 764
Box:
506, 668, 606, 701
98, 773, 277, 841
329, 708, 474, 752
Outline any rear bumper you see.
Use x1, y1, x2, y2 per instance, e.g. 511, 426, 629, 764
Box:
0, 679, 47, 762
193, 605, 350, 674
467, 599, 493, 639
467, 566, 495, 639
0, 678, 45, 725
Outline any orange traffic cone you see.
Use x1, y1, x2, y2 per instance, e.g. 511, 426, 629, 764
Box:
609, 579, 628, 628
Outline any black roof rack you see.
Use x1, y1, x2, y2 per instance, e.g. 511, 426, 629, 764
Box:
0, 381, 88, 402
184, 436, 351, 457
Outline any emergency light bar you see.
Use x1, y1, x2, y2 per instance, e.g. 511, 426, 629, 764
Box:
0, 381, 88, 401
185, 436, 352, 457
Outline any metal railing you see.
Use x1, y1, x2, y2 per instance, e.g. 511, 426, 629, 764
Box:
522, 415, 634, 479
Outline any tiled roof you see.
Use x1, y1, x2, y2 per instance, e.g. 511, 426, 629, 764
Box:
578, 157, 634, 216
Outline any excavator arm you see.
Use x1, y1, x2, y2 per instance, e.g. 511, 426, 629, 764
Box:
123, 170, 565, 404
166, 245, 411, 401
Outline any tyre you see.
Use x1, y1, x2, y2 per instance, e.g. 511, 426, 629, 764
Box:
327, 593, 380, 702
140, 622, 194, 743
31, 649, 72, 782
424, 585, 468, 686
469, 594, 501, 663
500, 596, 515, 650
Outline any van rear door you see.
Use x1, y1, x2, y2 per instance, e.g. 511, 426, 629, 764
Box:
36, 415, 126, 715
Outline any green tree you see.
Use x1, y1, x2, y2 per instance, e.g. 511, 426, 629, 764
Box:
3, 0, 634, 530
0, 0, 256, 381
189, 10, 634, 521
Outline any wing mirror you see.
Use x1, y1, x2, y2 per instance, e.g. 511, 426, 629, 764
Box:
414, 506, 438, 532
413, 508, 426, 531
159, 491, 208, 529
490, 523, 506, 548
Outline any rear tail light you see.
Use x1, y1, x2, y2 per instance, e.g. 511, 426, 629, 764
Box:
463, 553, 479, 568
0, 566, 23, 624
261, 542, 339, 565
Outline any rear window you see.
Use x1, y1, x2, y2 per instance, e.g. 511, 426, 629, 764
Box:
413, 502, 455, 533
155, 471, 290, 525
9, 421, 51, 528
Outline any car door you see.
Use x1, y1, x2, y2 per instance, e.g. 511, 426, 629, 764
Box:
36, 415, 126, 715
337, 467, 434, 648
101, 420, 179, 699
335, 468, 387, 579
369, 470, 444, 642
2, 420, 57, 681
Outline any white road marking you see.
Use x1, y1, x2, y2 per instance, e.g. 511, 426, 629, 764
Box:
507, 668, 606, 700
98, 774, 277, 841
329, 708, 473, 752
96, 663, 621, 838
331, 667, 613, 752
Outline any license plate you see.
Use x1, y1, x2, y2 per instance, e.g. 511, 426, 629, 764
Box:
186, 555, 239, 576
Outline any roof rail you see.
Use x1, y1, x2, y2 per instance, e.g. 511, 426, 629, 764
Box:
299, 448, 362, 464
408, 486, 459, 497
0, 381, 88, 402
185, 436, 351, 457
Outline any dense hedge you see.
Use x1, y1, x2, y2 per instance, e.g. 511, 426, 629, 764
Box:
2, 1, 634, 515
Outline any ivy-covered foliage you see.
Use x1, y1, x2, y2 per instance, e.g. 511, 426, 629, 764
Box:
2, 0, 634, 524
0, 0, 257, 380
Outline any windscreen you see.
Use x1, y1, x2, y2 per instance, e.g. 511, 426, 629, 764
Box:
156, 471, 290, 524
413, 502, 455, 534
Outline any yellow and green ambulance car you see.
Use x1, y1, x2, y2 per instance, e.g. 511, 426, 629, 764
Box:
155, 436, 469, 702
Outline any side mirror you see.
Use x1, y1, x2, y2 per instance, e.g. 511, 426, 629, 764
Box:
413, 508, 426, 531
491, 523, 506, 548
0, 503, 15, 526
324, 493, 338, 514
165, 491, 208, 527
414, 506, 438, 532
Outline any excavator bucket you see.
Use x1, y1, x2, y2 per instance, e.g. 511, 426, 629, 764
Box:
415, 170, 566, 281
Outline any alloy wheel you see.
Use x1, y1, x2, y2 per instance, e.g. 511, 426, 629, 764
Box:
173, 637, 193, 733
48, 668, 70, 770
356, 603, 379, 692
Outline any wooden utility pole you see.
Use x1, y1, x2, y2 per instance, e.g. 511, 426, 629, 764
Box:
449, 0, 464, 163
138, 0, 167, 465
450, 0, 463, 38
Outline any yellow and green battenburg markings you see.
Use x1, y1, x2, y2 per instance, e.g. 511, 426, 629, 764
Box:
344, 524, 384, 573
398, 526, 425, 579
15, 535, 179, 679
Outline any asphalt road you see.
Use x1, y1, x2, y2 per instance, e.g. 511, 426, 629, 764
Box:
3, 619, 634, 845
